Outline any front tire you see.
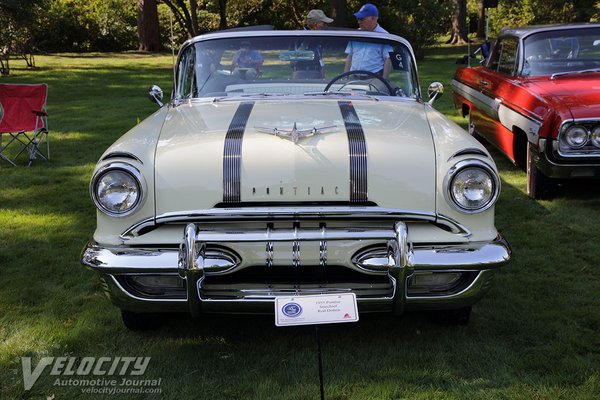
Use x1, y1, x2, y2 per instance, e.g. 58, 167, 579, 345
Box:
121, 310, 162, 331
526, 141, 554, 199
432, 306, 472, 325
468, 112, 477, 137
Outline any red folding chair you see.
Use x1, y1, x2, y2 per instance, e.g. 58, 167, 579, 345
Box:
0, 83, 49, 166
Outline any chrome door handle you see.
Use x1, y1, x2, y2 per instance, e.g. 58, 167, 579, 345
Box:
480, 80, 489, 86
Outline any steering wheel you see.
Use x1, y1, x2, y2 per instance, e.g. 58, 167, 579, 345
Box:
324, 70, 394, 96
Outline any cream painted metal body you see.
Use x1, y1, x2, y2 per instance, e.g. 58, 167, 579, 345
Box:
82, 30, 510, 326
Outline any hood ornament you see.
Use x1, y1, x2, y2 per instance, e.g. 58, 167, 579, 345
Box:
255, 123, 337, 144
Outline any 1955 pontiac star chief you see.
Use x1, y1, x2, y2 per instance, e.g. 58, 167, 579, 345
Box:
452, 23, 600, 199
81, 29, 510, 329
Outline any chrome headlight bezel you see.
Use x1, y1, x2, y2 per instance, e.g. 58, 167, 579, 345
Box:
561, 125, 589, 149
591, 126, 600, 148
90, 162, 145, 217
557, 120, 600, 157
444, 159, 500, 214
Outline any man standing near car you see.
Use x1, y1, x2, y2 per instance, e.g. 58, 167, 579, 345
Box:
344, 3, 392, 79
304, 9, 333, 31
292, 10, 334, 79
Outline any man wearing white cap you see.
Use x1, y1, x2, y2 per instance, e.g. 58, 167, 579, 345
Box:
344, 3, 392, 78
292, 9, 333, 78
304, 9, 333, 30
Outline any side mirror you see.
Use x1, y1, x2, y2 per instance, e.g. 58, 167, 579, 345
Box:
427, 82, 444, 104
148, 85, 164, 107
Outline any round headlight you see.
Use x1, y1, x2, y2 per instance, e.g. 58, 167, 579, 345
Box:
591, 126, 600, 148
563, 125, 589, 148
448, 162, 498, 213
92, 164, 143, 217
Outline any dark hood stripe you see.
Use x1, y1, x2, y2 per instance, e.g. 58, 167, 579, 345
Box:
223, 101, 254, 203
338, 101, 368, 202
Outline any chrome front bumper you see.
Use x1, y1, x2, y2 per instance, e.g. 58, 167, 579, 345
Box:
538, 138, 600, 179
82, 222, 511, 316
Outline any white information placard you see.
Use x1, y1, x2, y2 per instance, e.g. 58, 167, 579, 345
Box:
275, 293, 359, 327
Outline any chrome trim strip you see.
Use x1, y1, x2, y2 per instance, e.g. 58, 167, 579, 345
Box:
497, 102, 541, 144
179, 223, 205, 317
223, 101, 254, 203
192, 227, 395, 242
100, 152, 143, 164
292, 240, 301, 267
339, 101, 368, 202
406, 270, 492, 302
108, 275, 186, 303
387, 222, 413, 314
82, 242, 178, 273
452, 79, 542, 142
265, 242, 274, 268
448, 148, 489, 161
319, 224, 327, 267
82, 240, 239, 274
99, 270, 495, 312
451, 79, 500, 121
199, 283, 392, 300
353, 234, 509, 272
121, 208, 472, 238
411, 236, 510, 269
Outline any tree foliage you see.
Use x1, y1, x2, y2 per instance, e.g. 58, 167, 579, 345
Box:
483, 0, 600, 37
34, 0, 137, 53
0, 0, 45, 74
376, 0, 454, 59
2, 0, 600, 74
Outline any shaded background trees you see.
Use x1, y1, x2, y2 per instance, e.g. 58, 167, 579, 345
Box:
2, 0, 600, 75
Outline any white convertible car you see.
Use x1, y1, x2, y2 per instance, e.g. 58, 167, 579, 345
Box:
81, 29, 510, 329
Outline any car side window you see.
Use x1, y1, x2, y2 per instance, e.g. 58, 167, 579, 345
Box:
486, 38, 519, 75
485, 40, 501, 71
497, 38, 518, 75
176, 46, 196, 99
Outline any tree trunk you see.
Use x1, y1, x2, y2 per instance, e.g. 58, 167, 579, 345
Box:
476, 0, 486, 39
190, 0, 199, 36
137, 0, 161, 52
218, 0, 227, 30
161, 0, 195, 38
328, 0, 348, 28
447, 0, 468, 45
572, 0, 595, 22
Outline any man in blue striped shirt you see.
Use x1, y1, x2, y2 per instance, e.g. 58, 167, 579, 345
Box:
344, 3, 392, 79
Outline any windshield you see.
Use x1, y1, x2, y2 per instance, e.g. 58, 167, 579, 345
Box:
522, 27, 600, 77
174, 34, 419, 100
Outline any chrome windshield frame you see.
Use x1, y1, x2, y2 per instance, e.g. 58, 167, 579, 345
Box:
171, 29, 422, 103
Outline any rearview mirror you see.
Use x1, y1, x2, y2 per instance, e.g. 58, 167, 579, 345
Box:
279, 50, 315, 61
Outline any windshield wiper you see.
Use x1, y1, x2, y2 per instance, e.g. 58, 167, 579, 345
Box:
304, 91, 380, 101
550, 68, 600, 80
304, 91, 351, 96
212, 92, 291, 102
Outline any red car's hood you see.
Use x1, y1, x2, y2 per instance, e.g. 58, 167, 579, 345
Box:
528, 74, 600, 119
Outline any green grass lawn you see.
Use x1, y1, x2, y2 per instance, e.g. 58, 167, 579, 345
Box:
1, 46, 599, 399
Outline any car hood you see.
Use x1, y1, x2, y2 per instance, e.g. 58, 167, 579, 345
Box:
529, 75, 600, 119
154, 99, 436, 215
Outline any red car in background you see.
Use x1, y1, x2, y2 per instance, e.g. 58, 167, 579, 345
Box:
452, 23, 600, 198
